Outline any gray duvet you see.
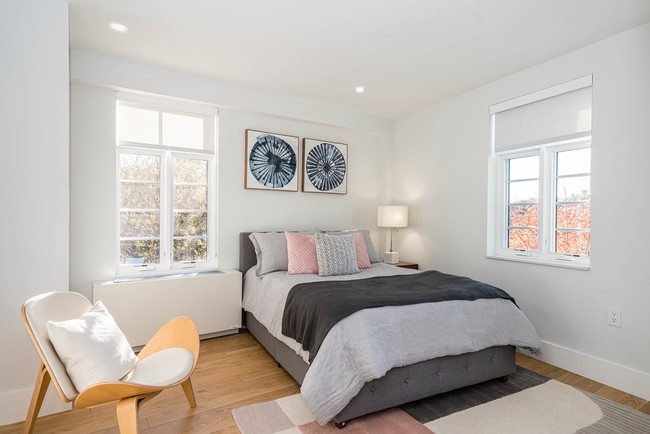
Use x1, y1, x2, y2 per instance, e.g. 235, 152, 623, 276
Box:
242, 264, 542, 425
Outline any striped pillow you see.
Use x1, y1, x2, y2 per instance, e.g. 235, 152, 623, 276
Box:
315, 233, 360, 277
327, 232, 371, 269
285, 231, 319, 274
326, 230, 379, 263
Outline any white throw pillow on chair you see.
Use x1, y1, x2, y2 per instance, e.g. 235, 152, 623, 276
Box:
46, 301, 138, 392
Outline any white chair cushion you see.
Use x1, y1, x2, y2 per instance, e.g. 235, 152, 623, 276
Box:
122, 348, 194, 387
46, 301, 138, 392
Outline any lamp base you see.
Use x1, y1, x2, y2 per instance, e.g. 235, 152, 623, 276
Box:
384, 251, 399, 264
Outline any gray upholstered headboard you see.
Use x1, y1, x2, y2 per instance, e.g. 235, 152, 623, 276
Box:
239, 232, 256, 273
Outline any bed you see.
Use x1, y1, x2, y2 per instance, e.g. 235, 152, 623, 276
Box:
239, 231, 541, 427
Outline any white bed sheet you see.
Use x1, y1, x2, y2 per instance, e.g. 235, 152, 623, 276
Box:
242, 263, 541, 425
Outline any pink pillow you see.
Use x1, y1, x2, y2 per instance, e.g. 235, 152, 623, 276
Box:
285, 232, 319, 274
352, 232, 371, 269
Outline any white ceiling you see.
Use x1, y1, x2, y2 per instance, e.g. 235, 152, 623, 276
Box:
68, 0, 650, 119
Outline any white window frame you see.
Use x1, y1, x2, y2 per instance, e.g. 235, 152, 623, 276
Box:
493, 138, 591, 269
116, 97, 218, 277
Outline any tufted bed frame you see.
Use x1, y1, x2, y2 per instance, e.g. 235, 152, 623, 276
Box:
239, 232, 516, 426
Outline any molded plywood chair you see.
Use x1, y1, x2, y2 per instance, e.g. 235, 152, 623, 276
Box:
22, 291, 200, 434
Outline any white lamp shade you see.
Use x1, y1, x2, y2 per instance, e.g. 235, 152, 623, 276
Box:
377, 206, 408, 228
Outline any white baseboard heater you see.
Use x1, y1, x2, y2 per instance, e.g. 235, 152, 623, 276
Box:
93, 269, 242, 347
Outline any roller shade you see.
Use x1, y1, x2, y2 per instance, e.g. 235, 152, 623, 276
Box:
491, 76, 592, 152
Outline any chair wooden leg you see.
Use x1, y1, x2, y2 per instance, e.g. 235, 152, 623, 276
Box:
181, 377, 196, 408
116, 393, 160, 434
23, 363, 51, 434
116, 396, 142, 434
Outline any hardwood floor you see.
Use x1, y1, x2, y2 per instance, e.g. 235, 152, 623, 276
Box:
1, 331, 647, 433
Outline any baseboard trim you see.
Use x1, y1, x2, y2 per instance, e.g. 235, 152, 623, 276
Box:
0, 383, 71, 427
536, 340, 650, 401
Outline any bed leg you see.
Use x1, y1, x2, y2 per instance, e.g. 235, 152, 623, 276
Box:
499, 375, 509, 383
334, 421, 346, 429
277, 362, 282, 368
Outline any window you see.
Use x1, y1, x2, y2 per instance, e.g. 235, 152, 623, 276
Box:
489, 76, 592, 268
505, 154, 539, 251
554, 147, 591, 256
117, 98, 217, 275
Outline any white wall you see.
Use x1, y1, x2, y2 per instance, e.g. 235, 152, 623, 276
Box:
69, 84, 117, 299
394, 23, 650, 400
69, 53, 392, 300
0, 0, 71, 425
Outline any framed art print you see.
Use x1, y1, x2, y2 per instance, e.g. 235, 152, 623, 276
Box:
302, 138, 348, 195
245, 129, 299, 192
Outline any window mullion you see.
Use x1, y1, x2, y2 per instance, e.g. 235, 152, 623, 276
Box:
550, 148, 556, 256
158, 111, 164, 146
532, 149, 543, 257
207, 156, 216, 265
497, 157, 507, 251
538, 148, 546, 258
159, 152, 173, 269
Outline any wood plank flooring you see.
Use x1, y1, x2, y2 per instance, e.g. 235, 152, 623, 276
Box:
1, 331, 647, 433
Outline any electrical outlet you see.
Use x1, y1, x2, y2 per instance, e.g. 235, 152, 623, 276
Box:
607, 306, 621, 327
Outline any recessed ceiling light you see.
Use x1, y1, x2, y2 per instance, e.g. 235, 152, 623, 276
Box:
354, 86, 365, 94
109, 22, 128, 33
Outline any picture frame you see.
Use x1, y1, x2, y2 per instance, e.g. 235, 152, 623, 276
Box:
245, 129, 299, 192
302, 138, 348, 195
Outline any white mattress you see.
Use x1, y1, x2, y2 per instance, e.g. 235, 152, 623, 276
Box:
242, 264, 541, 425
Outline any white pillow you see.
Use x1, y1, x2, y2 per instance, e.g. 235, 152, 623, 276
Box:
46, 301, 138, 392
249, 232, 290, 276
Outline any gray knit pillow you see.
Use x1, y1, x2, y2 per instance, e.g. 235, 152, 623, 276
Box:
315, 233, 360, 277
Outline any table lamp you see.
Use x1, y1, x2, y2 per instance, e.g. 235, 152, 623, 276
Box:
377, 205, 408, 264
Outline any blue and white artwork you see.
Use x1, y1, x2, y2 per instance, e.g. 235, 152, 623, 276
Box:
302, 138, 348, 194
245, 130, 299, 191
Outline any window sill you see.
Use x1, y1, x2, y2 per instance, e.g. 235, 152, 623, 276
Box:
486, 254, 590, 271
114, 268, 224, 283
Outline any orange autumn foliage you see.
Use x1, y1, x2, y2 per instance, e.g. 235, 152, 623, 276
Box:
508, 196, 590, 255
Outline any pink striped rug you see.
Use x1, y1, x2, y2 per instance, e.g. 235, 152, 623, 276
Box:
232, 368, 650, 433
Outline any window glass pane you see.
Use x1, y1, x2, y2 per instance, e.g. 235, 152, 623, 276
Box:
556, 203, 590, 229
174, 158, 207, 184
120, 183, 160, 209
556, 231, 590, 255
119, 105, 159, 144
163, 112, 204, 149
508, 156, 539, 180
173, 238, 207, 262
557, 176, 590, 202
174, 212, 207, 237
120, 211, 160, 237
120, 240, 160, 264
508, 180, 539, 203
509, 204, 538, 228
557, 148, 591, 176
174, 185, 207, 210
508, 229, 538, 250
120, 154, 160, 181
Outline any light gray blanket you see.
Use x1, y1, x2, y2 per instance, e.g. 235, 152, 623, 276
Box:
243, 264, 541, 425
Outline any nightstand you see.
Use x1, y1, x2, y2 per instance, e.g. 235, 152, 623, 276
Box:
390, 261, 419, 270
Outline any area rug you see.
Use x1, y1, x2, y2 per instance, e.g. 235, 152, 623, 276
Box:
232, 368, 650, 433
